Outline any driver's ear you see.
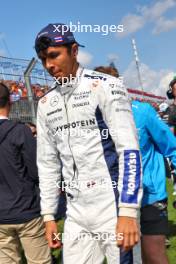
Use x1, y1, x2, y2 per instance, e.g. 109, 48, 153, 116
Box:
71, 43, 78, 58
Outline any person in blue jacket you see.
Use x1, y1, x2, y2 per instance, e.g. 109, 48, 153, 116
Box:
132, 100, 176, 264
96, 66, 176, 264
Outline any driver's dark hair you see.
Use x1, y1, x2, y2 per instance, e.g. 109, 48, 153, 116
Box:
35, 36, 75, 55
0, 82, 10, 108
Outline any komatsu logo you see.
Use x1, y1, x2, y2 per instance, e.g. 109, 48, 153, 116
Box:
126, 152, 137, 195
121, 150, 140, 204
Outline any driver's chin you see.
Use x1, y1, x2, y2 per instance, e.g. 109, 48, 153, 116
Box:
56, 72, 71, 83
54, 75, 67, 85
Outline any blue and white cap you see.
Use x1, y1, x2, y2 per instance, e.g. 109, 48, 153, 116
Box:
35, 23, 84, 53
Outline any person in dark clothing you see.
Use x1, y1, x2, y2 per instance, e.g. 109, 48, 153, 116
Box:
161, 78, 176, 195
0, 83, 51, 264
165, 78, 176, 135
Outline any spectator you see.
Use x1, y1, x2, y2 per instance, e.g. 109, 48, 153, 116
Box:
94, 65, 119, 77
0, 83, 51, 264
95, 65, 176, 264
166, 78, 176, 135
11, 83, 21, 101
131, 100, 176, 264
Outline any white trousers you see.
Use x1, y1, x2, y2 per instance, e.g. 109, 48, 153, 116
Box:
63, 184, 120, 264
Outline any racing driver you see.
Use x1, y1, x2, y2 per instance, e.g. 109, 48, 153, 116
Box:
35, 23, 142, 264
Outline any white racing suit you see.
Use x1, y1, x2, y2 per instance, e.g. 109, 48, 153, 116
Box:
37, 67, 142, 264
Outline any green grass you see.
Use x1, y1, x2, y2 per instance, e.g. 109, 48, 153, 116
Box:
166, 179, 176, 263
52, 220, 64, 263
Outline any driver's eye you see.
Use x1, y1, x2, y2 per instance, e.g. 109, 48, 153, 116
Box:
49, 52, 60, 59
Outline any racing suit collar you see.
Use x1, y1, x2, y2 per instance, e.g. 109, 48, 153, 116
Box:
56, 65, 84, 96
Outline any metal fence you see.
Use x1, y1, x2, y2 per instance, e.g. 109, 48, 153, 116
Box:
9, 98, 38, 123
0, 55, 52, 84
0, 56, 54, 123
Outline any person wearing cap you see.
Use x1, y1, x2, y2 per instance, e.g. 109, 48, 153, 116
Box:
35, 23, 142, 264
164, 78, 176, 197
165, 78, 176, 136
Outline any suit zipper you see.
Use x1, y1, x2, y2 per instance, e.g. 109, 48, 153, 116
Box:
63, 95, 77, 181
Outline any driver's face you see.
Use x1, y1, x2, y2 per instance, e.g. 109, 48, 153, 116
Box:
38, 45, 77, 82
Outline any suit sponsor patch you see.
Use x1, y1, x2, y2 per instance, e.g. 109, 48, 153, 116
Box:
121, 150, 141, 204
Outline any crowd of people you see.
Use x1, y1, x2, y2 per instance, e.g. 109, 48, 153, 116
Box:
0, 77, 164, 109
0, 22, 176, 264
0, 79, 49, 101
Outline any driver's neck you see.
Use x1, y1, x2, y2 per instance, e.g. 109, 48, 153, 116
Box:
71, 62, 79, 78
59, 62, 80, 86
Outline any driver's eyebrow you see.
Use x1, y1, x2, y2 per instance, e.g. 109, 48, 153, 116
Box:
38, 51, 59, 60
